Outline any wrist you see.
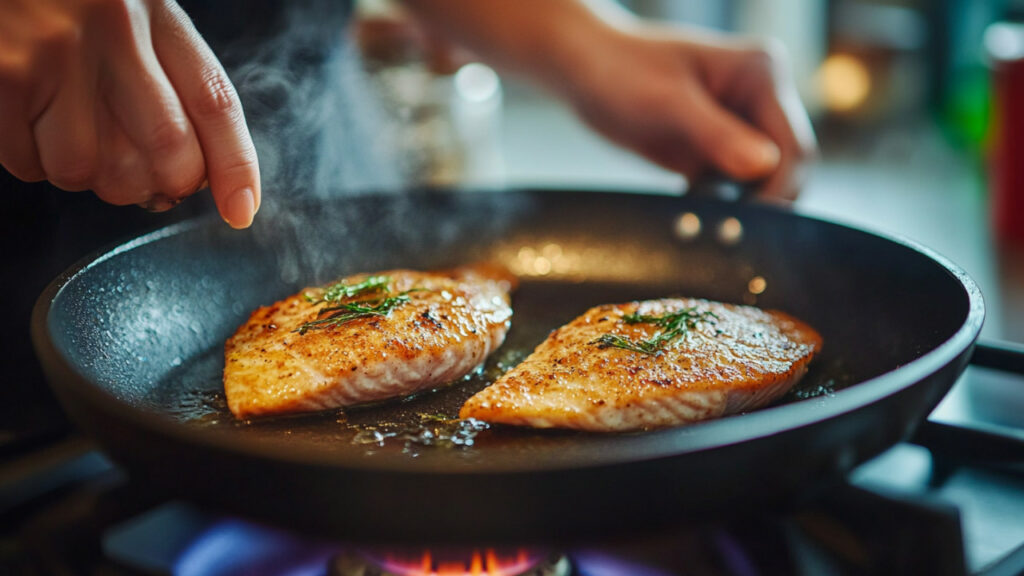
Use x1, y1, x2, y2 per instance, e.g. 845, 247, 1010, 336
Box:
515, 4, 637, 99
401, 0, 641, 101
536, 22, 618, 99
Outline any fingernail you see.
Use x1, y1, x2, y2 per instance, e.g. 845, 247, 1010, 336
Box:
223, 188, 255, 229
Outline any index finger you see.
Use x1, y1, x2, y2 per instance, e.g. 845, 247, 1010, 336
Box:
151, 3, 260, 228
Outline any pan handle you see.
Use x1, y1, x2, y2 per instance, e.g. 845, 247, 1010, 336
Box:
684, 172, 757, 202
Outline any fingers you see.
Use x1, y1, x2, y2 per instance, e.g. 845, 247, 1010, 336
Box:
0, 115, 45, 182
0, 7, 66, 183
669, 86, 781, 183
32, 44, 99, 191
151, 2, 260, 229
743, 48, 817, 201
97, 1, 205, 206
634, 136, 703, 184
0, 0, 229, 217
92, 98, 156, 206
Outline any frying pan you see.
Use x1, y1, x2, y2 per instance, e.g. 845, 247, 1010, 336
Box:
31, 189, 983, 543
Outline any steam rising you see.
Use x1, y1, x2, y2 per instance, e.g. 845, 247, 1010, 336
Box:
227, 1, 406, 198
220, 1, 411, 284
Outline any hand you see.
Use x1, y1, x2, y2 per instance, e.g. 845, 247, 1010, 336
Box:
557, 24, 817, 201
0, 0, 260, 227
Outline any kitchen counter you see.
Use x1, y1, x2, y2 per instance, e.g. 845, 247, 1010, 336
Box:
499, 83, 1024, 344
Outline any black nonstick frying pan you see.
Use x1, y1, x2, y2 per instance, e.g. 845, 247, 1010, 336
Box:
31, 189, 983, 544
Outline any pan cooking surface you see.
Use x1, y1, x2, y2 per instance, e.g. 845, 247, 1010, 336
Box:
34, 190, 983, 539
37, 189, 981, 474
147, 279, 851, 460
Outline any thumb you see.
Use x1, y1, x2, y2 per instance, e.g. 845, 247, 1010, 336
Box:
673, 88, 781, 181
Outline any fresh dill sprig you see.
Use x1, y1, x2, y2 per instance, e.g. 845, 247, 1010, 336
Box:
590, 306, 719, 355
295, 292, 414, 335
590, 333, 664, 355
304, 275, 391, 304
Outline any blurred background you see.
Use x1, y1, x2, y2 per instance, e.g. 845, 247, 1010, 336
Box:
354, 0, 1024, 344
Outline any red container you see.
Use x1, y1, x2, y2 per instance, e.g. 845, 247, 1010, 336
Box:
987, 22, 1024, 245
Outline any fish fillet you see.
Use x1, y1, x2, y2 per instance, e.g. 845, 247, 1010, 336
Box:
224, 265, 515, 419
460, 298, 822, 432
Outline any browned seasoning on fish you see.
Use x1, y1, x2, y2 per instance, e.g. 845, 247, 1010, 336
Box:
224, 265, 515, 419
460, 298, 822, 432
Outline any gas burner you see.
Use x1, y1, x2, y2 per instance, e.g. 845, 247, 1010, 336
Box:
331, 548, 571, 576
8, 351, 1024, 575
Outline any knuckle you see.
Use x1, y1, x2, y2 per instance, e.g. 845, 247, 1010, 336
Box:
48, 160, 97, 191
99, 150, 133, 182
93, 170, 148, 205
93, 185, 142, 206
95, 153, 143, 203
193, 68, 241, 118
35, 18, 83, 56
145, 117, 191, 156
156, 158, 205, 198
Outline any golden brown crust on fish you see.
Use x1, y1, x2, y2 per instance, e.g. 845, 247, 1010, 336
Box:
224, 265, 515, 419
460, 298, 821, 432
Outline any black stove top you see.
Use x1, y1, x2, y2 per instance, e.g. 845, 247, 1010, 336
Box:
4, 346, 1024, 576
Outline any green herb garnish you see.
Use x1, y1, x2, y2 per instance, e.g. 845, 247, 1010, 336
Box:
590, 306, 718, 355
304, 275, 391, 304
296, 291, 414, 335
295, 274, 424, 335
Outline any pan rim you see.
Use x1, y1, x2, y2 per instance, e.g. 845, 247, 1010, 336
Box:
31, 188, 985, 475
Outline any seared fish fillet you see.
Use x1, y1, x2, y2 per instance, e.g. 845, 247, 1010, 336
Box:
224, 265, 515, 419
461, 298, 821, 432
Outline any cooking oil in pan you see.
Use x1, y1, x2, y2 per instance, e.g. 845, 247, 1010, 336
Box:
150, 280, 849, 455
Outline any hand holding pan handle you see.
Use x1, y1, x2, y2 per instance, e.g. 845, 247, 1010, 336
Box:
687, 165, 821, 204
685, 171, 759, 203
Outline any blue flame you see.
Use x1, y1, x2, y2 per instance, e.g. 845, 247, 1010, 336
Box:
174, 519, 338, 576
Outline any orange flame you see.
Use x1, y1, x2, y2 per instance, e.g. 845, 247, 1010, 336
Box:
375, 548, 539, 576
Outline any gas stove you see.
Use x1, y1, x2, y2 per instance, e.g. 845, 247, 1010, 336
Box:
4, 344, 1024, 576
